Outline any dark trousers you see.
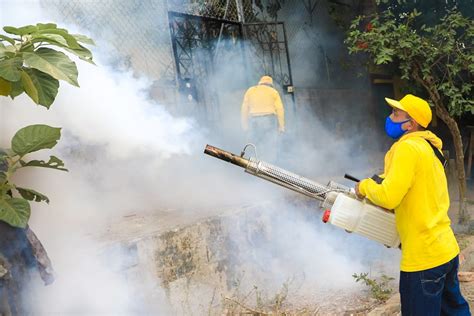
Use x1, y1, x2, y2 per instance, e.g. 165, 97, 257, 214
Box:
247, 115, 278, 162
400, 255, 470, 315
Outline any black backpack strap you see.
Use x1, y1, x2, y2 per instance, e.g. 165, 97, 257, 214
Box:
425, 139, 447, 168
371, 174, 384, 184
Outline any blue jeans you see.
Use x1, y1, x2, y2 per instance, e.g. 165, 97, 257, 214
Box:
400, 255, 470, 315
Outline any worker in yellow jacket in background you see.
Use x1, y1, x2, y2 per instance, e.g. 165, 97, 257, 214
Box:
241, 75, 285, 161
355, 94, 470, 315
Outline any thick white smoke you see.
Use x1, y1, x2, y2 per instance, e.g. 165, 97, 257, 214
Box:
0, 0, 399, 314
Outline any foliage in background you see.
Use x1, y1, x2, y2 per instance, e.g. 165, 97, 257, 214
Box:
330, 0, 473, 30
0, 23, 94, 228
345, 4, 473, 222
376, 0, 474, 26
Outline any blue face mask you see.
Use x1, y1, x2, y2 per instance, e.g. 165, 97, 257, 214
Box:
385, 116, 410, 139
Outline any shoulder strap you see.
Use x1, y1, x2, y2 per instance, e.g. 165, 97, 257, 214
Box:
424, 139, 447, 168
371, 174, 384, 184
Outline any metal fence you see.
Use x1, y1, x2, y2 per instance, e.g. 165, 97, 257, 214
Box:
39, 0, 269, 85
41, 0, 176, 85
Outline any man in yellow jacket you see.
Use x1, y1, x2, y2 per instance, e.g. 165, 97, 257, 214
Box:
241, 76, 285, 160
355, 94, 470, 315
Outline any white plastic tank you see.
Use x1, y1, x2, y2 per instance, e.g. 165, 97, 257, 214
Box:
324, 193, 400, 248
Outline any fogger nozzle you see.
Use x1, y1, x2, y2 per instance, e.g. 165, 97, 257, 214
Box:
204, 144, 338, 201
204, 144, 250, 169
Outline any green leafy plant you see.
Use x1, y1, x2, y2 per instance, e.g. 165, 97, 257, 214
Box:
0, 23, 94, 106
353, 272, 395, 302
0, 23, 94, 228
345, 7, 473, 221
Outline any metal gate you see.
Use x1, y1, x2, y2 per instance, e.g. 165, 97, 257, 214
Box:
242, 22, 294, 96
168, 11, 244, 121
168, 12, 294, 121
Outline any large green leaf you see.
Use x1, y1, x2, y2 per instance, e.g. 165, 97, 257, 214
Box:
23, 48, 78, 86
30, 34, 95, 64
37, 23, 58, 30
0, 34, 15, 45
0, 42, 6, 58
0, 149, 7, 174
63, 45, 95, 65
0, 149, 9, 186
21, 155, 68, 171
0, 197, 30, 228
0, 57, 22, 81
0, 77, 12, 96
3, 25, 38, 35
23, 68, 59, 108
9, 80, 24, 99
20, 69, 39, 103
37, 29, 81, 49
31, 33, 68, 46
72, 34, 95, 45
0, 44, 17, 57
0, 47, 15, 61
16, 187, 50, 203
11, 124, 61, 156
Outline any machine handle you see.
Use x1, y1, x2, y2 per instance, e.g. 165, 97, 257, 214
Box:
344, 174, 360, 183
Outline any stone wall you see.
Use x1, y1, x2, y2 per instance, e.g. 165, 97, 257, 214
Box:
103, 197, 399, 314
108, 203, 276, 314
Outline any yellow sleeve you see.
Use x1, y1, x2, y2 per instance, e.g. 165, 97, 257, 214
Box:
274, 91, 285, 131
359, 142, 417, 209
241, 90, 250, 131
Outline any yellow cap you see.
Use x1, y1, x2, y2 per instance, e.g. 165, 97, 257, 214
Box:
385, 94, 432, 128
258, 75, 273, 85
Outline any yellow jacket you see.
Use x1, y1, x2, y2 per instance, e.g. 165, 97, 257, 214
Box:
359, 131, 459, 272
241, 85, 285, 131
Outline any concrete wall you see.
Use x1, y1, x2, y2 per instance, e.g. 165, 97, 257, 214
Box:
106, 203, 276, 314
103, 198, 398, 314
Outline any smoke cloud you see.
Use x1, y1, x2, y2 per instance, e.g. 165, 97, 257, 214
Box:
0, 0, 399, 314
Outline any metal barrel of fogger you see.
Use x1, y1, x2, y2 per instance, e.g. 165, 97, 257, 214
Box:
204, 145, 400, 248
204, 144, 331, 201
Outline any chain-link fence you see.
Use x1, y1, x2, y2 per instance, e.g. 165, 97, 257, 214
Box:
39, 0, 357, 89
39, 0, 355, 113
41, 0, 176, 85
34, 0, 380, 152
38, 0, 268, 86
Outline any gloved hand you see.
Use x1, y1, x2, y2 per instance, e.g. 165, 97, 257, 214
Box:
355, 182, 365, 199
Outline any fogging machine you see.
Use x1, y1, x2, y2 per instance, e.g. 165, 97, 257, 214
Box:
204, 144, 400, 248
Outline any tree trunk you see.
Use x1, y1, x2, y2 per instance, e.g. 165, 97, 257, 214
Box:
413, 69, 468, 223
0, 222, 54, 314
434, 105, 468, 223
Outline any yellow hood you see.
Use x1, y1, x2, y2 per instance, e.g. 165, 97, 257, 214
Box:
400, 131, 443, 150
